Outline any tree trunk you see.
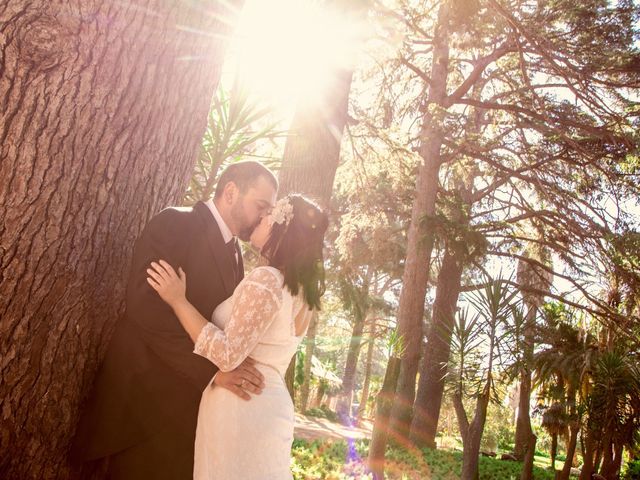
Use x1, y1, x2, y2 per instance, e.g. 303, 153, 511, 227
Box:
0, 1, 240, 478
453, 381, 491, 480
409, 246, 464, 448
336, 310, 367, 421
277, 0, 361, 397
388, 0, 451, 443
598, 431, 615, 479
299, 313, 318, 412
557, 422, 579, 480
368, 356, 401, 480
358, 323, 376, 420
579, 432, 597, 480
277, 0, 365, 206
514, 303, 536, 459
519, 433, 537, 480
550, 433, 558, 470
314, 380, 327, 408
611, 441, 624, 479
456, 385, 491, 480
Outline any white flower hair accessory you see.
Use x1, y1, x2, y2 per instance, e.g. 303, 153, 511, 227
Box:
269, 197, 294, 227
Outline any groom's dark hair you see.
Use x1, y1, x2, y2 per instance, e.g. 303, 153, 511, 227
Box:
214, 161, 278, 199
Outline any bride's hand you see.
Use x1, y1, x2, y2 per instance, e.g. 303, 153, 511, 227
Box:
146, 260, 187, 307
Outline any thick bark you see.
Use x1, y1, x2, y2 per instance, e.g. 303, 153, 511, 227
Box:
368, 356, 401, 480
358, 323, 376, 420
336, 309, 367, 420
409, 246, 464, 448
0, 1, 240, 478
299, 313, 318, 412
388, 0, 451, 443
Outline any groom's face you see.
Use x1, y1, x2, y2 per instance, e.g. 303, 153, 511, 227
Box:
231, 175, 277, 241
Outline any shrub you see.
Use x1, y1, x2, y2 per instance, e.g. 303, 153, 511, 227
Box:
623, 460, 640, 480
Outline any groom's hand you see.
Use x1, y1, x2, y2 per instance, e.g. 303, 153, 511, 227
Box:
212, 358, 265, 400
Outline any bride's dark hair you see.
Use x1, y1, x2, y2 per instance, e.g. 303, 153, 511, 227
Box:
261, 194, 328, 310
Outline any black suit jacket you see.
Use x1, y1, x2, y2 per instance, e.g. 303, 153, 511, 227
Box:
72, 201, 243, 461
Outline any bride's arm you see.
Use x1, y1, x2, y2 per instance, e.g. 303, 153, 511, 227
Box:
147, 261, 283, 372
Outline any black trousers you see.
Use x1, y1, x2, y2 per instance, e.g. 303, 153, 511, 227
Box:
106, 414, 196, 480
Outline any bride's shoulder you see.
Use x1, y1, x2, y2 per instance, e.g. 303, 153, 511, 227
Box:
244, 266, 283, 287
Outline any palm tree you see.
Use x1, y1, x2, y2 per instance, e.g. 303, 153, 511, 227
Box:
584, 350, 640, 480
534, 306, 599, 480
540, 402, 568, 470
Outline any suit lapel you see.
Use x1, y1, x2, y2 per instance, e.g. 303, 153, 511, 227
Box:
194, 201, 237, 297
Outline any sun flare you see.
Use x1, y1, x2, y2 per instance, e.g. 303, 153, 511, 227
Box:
227, 0, 361, 113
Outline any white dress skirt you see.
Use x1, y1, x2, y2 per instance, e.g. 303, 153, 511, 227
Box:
191, 267, 311, 480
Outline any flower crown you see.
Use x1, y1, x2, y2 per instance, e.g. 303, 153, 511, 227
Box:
269, 197, 294, 227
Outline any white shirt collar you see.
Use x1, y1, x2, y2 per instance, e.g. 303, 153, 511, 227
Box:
205, 199, 234, 244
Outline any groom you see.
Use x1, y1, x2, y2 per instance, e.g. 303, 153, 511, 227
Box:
72, 161, 278, 479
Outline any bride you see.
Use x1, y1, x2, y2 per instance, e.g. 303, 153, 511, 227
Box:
146, 194, 328, 480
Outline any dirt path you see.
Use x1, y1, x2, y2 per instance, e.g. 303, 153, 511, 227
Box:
293, 413, 373, 442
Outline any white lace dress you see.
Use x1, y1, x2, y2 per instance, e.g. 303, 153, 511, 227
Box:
192, 266, 312, 480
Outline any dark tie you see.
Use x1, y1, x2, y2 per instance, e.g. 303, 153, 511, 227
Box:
226, 238, 239, 282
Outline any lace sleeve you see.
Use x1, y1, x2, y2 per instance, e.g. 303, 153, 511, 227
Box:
193, 267, 283, 371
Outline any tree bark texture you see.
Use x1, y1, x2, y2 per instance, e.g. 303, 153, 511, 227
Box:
519, 433, 537, 480
514, 305, 536, 460
358, 323, 376, 420
579, 432, 597, 480
277, 0, 368, 207
336, 309, 367, 420
409, 245, 463, 448
557, 422, 579, 480
459, 390, 490, 480
388, 0, 451, 442
368, 356, 401, 480
0, 1, 240, 478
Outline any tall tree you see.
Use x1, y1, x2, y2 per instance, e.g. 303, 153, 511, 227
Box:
277, 0, 367, 397
409, 82, 489, 448
0, 1, 242, 478
514, 243, 553, 459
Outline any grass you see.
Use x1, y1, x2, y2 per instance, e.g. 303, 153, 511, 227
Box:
291, 439, 575, 479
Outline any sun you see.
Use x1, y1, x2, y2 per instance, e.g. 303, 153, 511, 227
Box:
226, 0, 361, 114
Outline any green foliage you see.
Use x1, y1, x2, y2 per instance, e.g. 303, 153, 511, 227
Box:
183, 82, 283, 205
481, 403, 515, 452
623, 459, 640, 480
304, 405, 340, 423
290, 439, 560, 479
295, 349, 306, 387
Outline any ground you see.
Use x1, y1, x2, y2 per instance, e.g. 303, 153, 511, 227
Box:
294, 413, 373, 442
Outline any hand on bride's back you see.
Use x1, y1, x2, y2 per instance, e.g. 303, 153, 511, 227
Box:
146, 259, 187, 307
